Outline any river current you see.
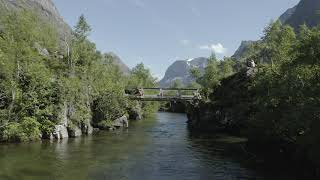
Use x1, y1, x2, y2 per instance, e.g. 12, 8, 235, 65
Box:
0, 113, 291, 180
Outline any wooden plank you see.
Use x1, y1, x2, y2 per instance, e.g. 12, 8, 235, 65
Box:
127, 95, 199, 102
138, 88, 199, 91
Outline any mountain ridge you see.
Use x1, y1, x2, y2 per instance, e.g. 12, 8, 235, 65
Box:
233, 0, 320, 60
0, 0, 131, 75
0, 0, 72, 43
284, 0, 320, 29
159, 57, 208, 87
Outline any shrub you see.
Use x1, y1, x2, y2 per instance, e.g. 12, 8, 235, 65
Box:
40, 119, 55, 136
1, 122, 26, 142
1, 117, 41, 142
97, 120, 114, 130
20, 117, 41, 141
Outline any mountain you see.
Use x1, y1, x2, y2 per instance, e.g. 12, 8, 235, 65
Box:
283, 0, 320, 30
232, 41, 254, 60
104, 53, 131, 75
233, 0, 320, 60
159, 57, 208, 87
0, 0, 131, 75
279, 6, 297, 24
0, 0, 72, 43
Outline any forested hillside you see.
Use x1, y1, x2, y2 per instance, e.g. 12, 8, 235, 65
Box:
187, 21, 320, 176
0, 10, 158, 142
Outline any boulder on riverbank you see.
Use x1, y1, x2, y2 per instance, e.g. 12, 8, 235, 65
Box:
68, 125, 82, 137
113, 115, 129, 128
53, 125, 69, 139
94, 115, 129, 130
128, 101, 143, 120
81, 119, 94, 135
42, 132, 54, 140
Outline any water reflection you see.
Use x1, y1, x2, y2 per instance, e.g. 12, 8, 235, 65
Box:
0, 113, 291, 180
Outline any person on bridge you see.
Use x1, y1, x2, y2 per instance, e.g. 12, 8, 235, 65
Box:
176, 90, 181, 97
193, 90, 202, 100
159, 88, 164, 98
138, 88, 144, 97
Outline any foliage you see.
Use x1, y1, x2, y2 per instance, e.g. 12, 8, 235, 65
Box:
1, 117, 41, 142
40, 120, 55, 136
97, 120, 114, 130
126, 63, 159, 118
188, 20, 320, 174
127, 63, 157, 88
0, 10, 158, 142
191, 53, 236, 100
92, 89, 126, 125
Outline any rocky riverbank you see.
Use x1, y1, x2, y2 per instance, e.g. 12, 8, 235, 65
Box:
44, 102, 143, 140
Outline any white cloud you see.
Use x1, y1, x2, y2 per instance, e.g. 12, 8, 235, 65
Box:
199, 43, 227, 54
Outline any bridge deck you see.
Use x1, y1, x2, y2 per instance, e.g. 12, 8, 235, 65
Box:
125, 88, 201, 102
127, 95, 198, 102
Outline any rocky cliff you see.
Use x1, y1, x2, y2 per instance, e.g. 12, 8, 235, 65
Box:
0, 0, 72, 43
159, 57, 208, 87
233, 0, 320, 60
283, 0, 320, 30
279, 5, 297, 24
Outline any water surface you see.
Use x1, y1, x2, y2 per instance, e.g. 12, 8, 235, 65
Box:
0, 113, 290, 180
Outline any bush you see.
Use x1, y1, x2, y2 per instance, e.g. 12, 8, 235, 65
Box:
40, 119, 55, 136
1, 122, 26, 142
1, 117, 41, 142
92, 91, 126, 126
97, 120, 114, 130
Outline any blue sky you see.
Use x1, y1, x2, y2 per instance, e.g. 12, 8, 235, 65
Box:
53, 0, 300, 79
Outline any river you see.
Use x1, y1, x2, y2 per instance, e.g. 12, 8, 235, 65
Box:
0, 113, 292, 180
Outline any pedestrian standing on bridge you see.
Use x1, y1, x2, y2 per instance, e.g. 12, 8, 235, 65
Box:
159, 88, 164, 97
176, 90, 181, 97
193, 90, 201, 100
138, 88, 144, 97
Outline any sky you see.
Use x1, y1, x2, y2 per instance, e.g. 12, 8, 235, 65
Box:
53, 0, 300, 79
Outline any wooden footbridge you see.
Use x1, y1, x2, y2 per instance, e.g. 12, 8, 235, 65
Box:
125, 88, 201, 102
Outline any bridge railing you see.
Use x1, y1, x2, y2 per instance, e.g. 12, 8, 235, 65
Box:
124, 88, 201, 101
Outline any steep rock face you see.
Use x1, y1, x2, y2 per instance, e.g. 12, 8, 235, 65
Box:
284, 0, 320, 29
279, 6, 297, 23
232, 41, 255, 60
160, 57, 208, 87
233, 0, 320, 60
0, 0, 72, 44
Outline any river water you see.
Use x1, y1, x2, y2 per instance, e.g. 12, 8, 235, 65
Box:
0, 113, 291, 180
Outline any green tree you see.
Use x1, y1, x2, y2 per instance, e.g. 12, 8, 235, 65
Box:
127, 63, 159, 118
74, 15, 92, 41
